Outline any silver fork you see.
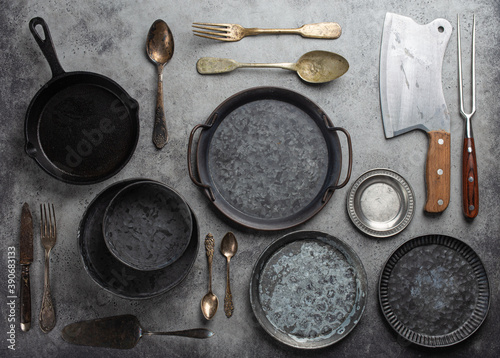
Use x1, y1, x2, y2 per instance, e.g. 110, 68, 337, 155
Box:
39, 204, 56, 332
192, 22, 341, 42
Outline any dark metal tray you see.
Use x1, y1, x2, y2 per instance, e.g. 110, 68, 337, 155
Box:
250, 231, 367, 349
379, 235, 490, 347
188, 87, 352, 231
77, 179, 199, 299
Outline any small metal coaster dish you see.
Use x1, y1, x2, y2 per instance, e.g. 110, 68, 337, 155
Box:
347, 169, 414, 238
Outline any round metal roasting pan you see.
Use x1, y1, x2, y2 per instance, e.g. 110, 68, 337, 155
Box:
188, 87, 352, 231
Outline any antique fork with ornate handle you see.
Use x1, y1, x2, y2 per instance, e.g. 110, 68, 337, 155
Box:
192, 22, 341, 41
39, 204, 56, 333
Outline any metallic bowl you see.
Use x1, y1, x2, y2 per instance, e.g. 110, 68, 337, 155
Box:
347, 168, 414, 238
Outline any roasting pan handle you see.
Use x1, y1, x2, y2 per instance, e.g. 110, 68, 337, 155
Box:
322, 123, 353, 203
188, 122, 216, 201
29, 17, 65, 78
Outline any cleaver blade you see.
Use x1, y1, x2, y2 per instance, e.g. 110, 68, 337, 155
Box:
380, 13, 452, 213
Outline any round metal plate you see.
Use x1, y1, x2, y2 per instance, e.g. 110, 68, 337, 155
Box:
195, 87, 348, 231
347, 169, 414, 238
379, 235, 490, 347
250, 231, 367, 349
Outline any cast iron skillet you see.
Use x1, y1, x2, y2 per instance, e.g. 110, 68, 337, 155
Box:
25, 17, 140, 184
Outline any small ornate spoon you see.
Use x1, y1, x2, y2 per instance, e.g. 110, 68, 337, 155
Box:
201, 234, 218, 320
220, 232, 238, 317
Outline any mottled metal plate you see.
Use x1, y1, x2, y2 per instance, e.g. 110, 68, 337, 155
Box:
78, 179, 199, 299
103, 181, 192, 271
250, 231, 367, 349
347, 169, 414, 238
192, 87, 352, 231
379, 235, 490, 347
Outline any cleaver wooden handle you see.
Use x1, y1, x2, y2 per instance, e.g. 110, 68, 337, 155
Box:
462, 137, 479, 218
424, 130, 450, 213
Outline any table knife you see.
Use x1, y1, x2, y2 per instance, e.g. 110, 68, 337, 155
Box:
20, 203, 33, 332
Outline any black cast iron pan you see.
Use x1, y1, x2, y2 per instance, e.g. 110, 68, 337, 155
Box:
25, 17, 140, 184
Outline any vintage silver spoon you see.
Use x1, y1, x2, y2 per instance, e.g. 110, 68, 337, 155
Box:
220, 232, 238, 318
201, 234, 218, 320
146, 19, 174, 149
196, 50, 349, 83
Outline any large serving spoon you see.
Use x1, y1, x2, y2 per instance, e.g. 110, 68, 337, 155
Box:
220, 232, 238, 318
196, 50, 349, 83
146, 19, 174, 149
61, 315, 214, 349
201, 233, 218, 320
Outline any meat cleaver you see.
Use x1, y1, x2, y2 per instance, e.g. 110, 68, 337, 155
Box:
380, 13, 452, 213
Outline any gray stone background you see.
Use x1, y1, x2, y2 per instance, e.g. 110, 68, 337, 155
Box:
1, 0, 499, 357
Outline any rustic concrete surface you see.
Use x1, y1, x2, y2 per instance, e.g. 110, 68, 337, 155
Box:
1, 0, 499, 357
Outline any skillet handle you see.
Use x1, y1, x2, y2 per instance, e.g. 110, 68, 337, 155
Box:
322, 125, 353, 203
29, 17, 65, 78
187, 123, 215, 201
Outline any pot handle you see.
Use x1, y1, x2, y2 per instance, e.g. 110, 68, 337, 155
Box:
187, 122, 216, 202
323, 123, 353, 203
29, 17, 65, 78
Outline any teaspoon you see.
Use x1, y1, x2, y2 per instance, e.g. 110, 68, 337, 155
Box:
201, 234, 218, 320
220, 232, 238, 318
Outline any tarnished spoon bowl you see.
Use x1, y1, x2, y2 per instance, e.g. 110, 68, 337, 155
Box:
201, 292, 219, 320
295, 50, 349, 83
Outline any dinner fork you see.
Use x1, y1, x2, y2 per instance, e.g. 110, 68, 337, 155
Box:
39, 204, 56, 333
192, 22, 341, 42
